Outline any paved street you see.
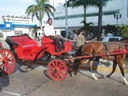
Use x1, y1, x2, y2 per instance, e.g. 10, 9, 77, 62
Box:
0, 66, 128, 96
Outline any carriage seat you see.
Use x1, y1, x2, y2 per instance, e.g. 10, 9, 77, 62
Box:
6, 34, 38, 50
41, 35, 54, 44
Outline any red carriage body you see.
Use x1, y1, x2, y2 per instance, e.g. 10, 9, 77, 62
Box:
1, 34, 72, 81
6, 34, 72, 61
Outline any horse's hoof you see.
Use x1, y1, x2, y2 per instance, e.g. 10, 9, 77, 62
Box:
102, 75, 107, 78
69, 72, 75, 77
106, 75, 111, 78
91, 73, 98, 80
125, 82, 128, 85
26, 67, 33, 72
71, 73, 75, 77
94, 77, 98, 80
123, 77, 128, 85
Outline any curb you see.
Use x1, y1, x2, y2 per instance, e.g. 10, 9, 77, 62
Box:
80, 66, 128, 73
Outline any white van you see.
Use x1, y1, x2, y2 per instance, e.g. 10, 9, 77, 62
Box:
102, 36, 122, 42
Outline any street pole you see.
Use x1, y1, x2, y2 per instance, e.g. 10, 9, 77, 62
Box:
114, 14, 122, 25
65, 0, 68, 38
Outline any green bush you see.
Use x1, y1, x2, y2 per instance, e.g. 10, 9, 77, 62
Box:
116, 25, 128, 38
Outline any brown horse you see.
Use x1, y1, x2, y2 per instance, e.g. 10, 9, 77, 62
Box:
72, 41, 128, 85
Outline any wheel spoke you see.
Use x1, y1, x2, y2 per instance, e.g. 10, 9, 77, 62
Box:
0, 57, 4, 61
57, 72, 62, 79
59, 64, 64, 69
49, 66, 55, 73
59, 70, 65, 75
60, 68, 67, 72
51, 62, 56, 68
1, 53, 5, 59
8, 57, 13, 61
6, 52, 10, 58
6, 64, 11, 71
55, 61, 58, 67
8, 62, 13, 66
54, 73, 60, 79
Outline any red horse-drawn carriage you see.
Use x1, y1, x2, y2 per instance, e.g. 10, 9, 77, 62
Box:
0, 34, 128, 83
0, 34, 72, 81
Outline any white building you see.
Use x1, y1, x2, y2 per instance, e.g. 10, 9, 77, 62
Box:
0, 15, 37, 39
53, 0, 128, 31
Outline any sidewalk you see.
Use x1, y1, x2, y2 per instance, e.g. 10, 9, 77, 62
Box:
79, 59, 128, 73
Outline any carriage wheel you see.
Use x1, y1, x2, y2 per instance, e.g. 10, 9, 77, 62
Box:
0, 49, 16, 74
47, 59, 67, 81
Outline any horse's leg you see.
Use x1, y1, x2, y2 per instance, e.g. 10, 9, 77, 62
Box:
73, 59, 80, 75
73, 59, 89, 76
117, 58, 128, 85
89, 60, 98, 80
105, 60, 117, 78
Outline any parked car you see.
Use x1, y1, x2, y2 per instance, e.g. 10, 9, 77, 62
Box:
102, 36, 122, 42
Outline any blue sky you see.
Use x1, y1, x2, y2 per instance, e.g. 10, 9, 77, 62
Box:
0, 0, 65, 24
0, 0, 35, 16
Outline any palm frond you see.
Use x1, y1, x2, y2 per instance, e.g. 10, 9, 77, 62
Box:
25, 0, 55, 26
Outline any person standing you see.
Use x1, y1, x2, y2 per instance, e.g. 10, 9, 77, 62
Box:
74, 29, 85, 49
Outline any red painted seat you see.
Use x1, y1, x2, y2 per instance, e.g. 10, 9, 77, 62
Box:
6, 34, 39, 58
41, 35, 72, 55
6, 34, 38, 49
41, 35, 56, 51
41, 35, 54, 44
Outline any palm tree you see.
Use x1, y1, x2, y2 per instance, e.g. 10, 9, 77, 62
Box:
80, 21, 94, 37
67, 0, 109, 41
66, 0, 96, 39
25, 0, 55, 31
94, 0, 109, 41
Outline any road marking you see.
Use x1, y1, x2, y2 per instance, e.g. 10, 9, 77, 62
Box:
2, 91, 22, 96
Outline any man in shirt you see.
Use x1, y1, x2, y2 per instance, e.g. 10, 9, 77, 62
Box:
44, 18, 64, 51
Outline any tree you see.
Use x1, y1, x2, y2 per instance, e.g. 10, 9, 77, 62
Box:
67, 0, 109, 40
66, 0, 96, 39
25, 0, 55, 31
92, 0, 109, 41
117, 25, 128, 38
80, 21, 94, 37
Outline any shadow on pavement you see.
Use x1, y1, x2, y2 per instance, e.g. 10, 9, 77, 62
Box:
0, 71, 10, 92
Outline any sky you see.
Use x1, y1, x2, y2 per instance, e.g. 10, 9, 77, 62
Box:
0, 0, 65, 24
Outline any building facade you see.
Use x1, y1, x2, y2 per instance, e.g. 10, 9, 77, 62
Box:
0, 15, 37, 39
53, 0, 128, 31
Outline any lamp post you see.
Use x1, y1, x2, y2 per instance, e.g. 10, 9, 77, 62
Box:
65, 0, 68, 38
114, 14, 122, 25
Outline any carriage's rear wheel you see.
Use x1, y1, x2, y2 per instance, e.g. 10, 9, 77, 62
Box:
0, 49, 16, 74
47, 59, 67, 81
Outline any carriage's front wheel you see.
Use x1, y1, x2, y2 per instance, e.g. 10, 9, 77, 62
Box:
0, 49, 16, 74
47, 59, 67, 81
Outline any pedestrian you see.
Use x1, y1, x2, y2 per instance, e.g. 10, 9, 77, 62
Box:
74, 29, 85, 49
44, 18, 65, 52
